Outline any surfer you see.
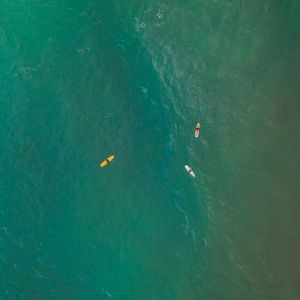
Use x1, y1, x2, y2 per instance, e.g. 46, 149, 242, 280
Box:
194, 122, 201, 138
185, 165, 196, 177
100, 155, 115, 168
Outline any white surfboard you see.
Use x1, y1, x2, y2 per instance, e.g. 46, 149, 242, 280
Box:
185, 165, 195, 177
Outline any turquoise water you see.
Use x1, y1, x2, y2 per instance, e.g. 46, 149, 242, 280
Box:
1, 1, 300, 299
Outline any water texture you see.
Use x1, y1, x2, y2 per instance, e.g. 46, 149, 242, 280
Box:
0, 1, 299, 299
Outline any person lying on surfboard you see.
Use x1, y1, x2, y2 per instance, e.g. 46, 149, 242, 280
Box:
100, 155, 115, 168
185, 165, 196, 177
194, 122, 201, 138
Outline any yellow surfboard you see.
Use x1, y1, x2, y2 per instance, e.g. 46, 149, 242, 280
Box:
100, 155, 115, 168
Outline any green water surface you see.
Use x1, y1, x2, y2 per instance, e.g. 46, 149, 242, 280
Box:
0, 1, 299, 299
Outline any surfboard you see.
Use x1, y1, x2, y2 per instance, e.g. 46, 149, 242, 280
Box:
185, 165, 195, 177
194, 122, 201, 138
100, 155, 115, 168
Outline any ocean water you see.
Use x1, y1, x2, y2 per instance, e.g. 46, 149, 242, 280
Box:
1, 0, 300, 299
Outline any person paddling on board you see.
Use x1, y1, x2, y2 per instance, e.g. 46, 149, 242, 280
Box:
99, 155, 115, 168
194, 122, 201, 138
185, 165, 196, 177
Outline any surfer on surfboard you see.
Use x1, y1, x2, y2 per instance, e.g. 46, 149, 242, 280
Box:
100, 155, 115, 168
194, 122, 201, 138
185, 165, 196, 177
